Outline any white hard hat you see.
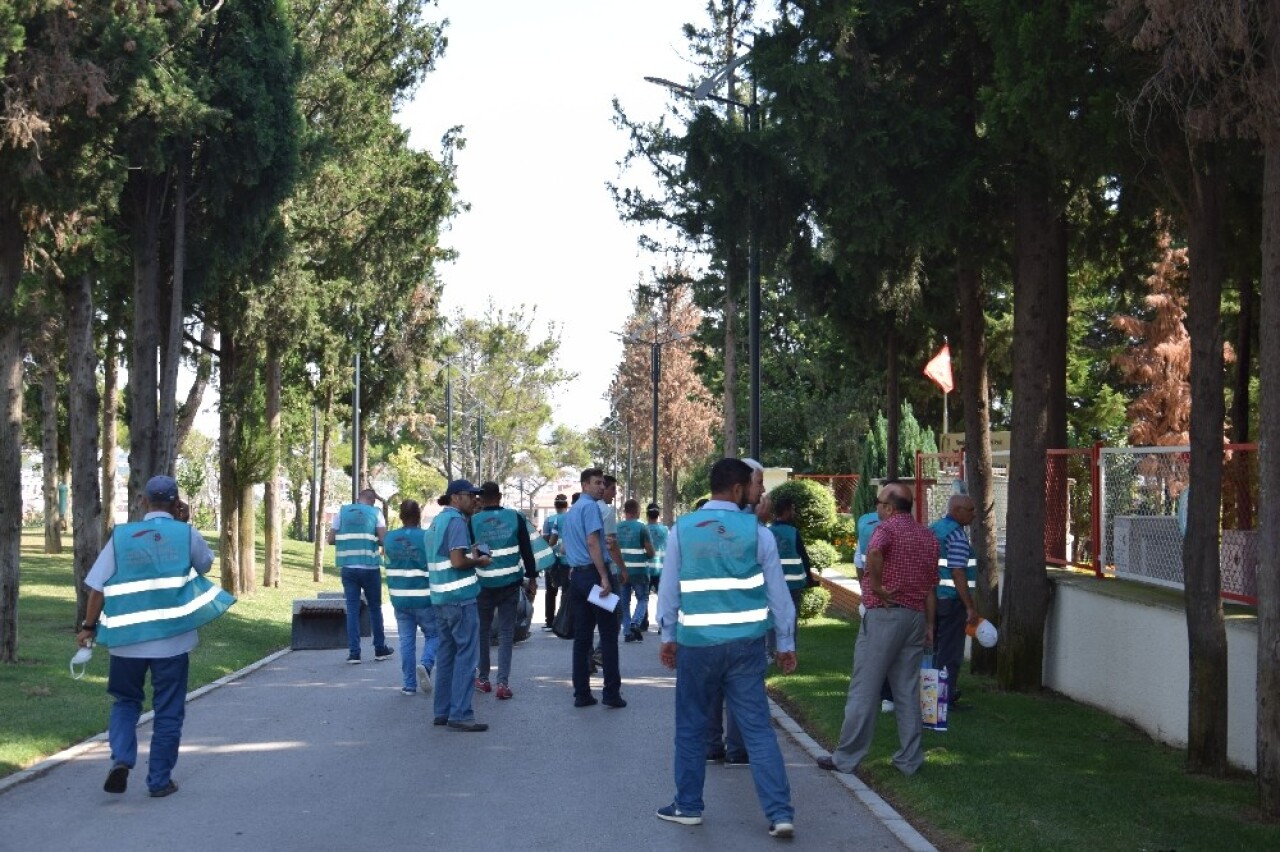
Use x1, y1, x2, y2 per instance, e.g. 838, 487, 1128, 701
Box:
968, 618, 998, 648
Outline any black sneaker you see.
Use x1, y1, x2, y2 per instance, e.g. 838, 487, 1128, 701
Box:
103, 764, 129, 794
632, 626, 645, 642
706, 749, 726, 763
725, 754, 750, 766
373, 646, 394, 661
346, 653, 361, 664
575, 696, 599, 708
433, 716, 448, 726
602, 695, 627, 709
624, 631, 639, 643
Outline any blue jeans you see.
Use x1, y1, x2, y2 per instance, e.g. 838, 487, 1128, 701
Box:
340, 566, 386, 655
705, 688, 745, 760
673, 637, 792, 822
477, 583, 519, 685
570, 568, 621, 700
107, 653, 190, 792
394, 605, 439, 690
433, 601, 480, 723
620, 574, 650, 633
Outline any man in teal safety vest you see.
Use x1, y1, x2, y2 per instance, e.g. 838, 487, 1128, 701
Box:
541, 493, 570, 629
654, 458, 798, 838
384, 499, 439, 696
644, 503, 668, 630
470, 481, 546, 700
929, 494, 978, 706
426, 479, 492, 731
617, 498, 656, 643
327, 488, 391, 664
769, 493, 814, 641
75, 475, 232, 798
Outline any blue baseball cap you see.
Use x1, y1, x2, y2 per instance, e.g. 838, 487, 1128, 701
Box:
145, 475, 179, 503
445, 479, 483, 497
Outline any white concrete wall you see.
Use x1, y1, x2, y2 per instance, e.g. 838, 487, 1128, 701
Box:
1043, 577, 1258, 771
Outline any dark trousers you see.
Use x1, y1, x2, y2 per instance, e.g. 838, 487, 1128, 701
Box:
544, 564, 570, 626
934, 597, 968, 700
570, 569, 620, 700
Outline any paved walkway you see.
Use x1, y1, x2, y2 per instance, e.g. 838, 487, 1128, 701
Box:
0, 599, 932, 851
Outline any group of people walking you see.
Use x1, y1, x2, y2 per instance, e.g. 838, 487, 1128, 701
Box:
74, 460, 980, 843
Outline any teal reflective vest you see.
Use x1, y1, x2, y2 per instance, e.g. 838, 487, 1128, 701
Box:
647, 523, 668, 576
335, 503, 380, 567
930, 516, 976, 600
525, 515, 556, 572
471, 507, 525, 588
384, 526, 430, 609
99, 518, 234, 647
426, 507, 480, 604
616, 519, 650, 576
546, 512, 567, 563
770, 522, 807, 590
674, 509, 771, 647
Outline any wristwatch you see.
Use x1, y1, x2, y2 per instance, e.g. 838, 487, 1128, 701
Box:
79, 620, 97, 631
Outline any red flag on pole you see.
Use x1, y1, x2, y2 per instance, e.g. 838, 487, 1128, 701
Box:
923, 344, 954, 394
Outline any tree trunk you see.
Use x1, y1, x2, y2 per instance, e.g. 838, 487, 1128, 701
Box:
156, 160, 185, 478
101, 329, 119, 540
263, 345, 282, 588
1257, 41, 1280, 811
1184, 150, 1229, 777
219, 332, 241, 595
1044, 213, 1070, 562
313, 391, 333, 582
128, 172, 164, 518
958, 264, 999, 676
997, 190, 1061, 691
41, 354, 62, 555
66, 272, 102, 625
1234, 278, 1253, 444
0, 206, 25, 663
239, 482, 256, 593
886, 328, 900, 479
723, 246, 740, 457
175, 323, 215, 453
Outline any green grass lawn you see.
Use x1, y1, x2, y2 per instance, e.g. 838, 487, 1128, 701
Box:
0, 530, 341, 776
771, 615, 1279, 850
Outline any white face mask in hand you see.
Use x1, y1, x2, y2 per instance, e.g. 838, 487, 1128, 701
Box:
70, 644, 93, 680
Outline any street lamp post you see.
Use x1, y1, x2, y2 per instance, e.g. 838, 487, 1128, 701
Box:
645, 52, 762, 461
622, 326, 687, 507
352, 351, 361, 501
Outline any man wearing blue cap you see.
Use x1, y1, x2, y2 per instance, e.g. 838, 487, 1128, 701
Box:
327, 488, 392, 664
426, 479, 492, 731
75, 475, 232, 797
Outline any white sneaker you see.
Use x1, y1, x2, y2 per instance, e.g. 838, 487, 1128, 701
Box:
769, 821, 795, 838
880, 699, 895, 713
416, 664, 433, 694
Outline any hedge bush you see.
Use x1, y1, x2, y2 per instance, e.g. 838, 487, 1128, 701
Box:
768, 479, 837, 537
798, 585, 831, 622
806, 539, 838, 574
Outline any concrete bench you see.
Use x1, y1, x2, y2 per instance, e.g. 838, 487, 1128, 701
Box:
290, 594, 370, 650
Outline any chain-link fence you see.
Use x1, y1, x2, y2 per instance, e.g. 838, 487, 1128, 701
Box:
790, 473, 859, 514
1046, 447, 1099, 573
914, 451, 964, 526
1099, 444, 1258, 604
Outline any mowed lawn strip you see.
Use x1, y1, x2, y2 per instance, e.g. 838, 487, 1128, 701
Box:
0, 531, 342, 777
768, 614, 1279, 851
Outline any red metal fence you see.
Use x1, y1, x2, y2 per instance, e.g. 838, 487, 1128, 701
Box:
789, 473, 860, 514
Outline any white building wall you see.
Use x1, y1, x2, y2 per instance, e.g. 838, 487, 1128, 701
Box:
1043, 575, 1257, 771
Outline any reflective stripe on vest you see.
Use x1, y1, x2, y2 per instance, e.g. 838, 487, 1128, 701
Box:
99, 519, 234, 647
674, 510, 770, 647
930, 516, 976, 600
647, 523, 668, 574
770, 522, 807, 590
426, 509, 479, 603
617, 519, 650, 573
471, 507, 524, 588
335, 504, 380, 566
384, 527, 431, 609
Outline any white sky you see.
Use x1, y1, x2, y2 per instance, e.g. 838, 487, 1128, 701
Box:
397, 0, 714, 433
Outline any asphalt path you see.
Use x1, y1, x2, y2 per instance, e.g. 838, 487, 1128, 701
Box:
1, 598, 924, 851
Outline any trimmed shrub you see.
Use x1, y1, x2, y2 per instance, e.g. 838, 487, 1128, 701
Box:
806, 539, 838, 574
798, 585, 831, 622
768, 478, 837, 538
